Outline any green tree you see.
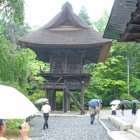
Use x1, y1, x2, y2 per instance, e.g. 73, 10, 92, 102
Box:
78, 6, 92, 26
0, 30, 36, 93
0, 0, 25, 24
4, 22, 32, 45
0, 11, 32, 45
92, 9, 109, 33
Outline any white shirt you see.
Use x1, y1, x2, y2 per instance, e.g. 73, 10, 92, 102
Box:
111, 105, 116, 111
41, 104, 51, 113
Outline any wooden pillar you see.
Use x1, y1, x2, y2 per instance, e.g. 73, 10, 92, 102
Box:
67, 95, 70, 111
66, 91, 69, 112
47, 90, 56, 110
81, 81, 85, 114
63, 89, 69, 112
51, 90, 56, 111
45, 89, 47, 98
63, 90, 66, 112
47, 90, 52, 105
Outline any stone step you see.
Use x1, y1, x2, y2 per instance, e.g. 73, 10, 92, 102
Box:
108, 115, 132, 130
128, 129, 140, 139
108, 131, 140, 140
133, 124, 140, 133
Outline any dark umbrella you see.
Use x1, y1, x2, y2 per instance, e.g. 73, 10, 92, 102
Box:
121, 100, 130, 104
132, 100, 139, 103
88, 99, 99, 107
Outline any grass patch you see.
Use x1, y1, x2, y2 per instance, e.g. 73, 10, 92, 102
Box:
3, 127, 34, 139
3, 129, 21, 139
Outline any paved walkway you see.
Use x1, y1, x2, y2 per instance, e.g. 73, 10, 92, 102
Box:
43, 109, 138, 118
48, 109, 139, 127
101, 109, 138, 117
36, 109, 138, 123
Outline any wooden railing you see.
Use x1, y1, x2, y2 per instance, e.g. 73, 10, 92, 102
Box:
38, 82, 82, 90
39, 83, 65, 89
39, 68, 90, 74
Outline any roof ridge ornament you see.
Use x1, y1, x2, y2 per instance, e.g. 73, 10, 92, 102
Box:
61, 1, 73, 10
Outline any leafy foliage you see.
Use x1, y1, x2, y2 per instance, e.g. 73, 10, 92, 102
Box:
78, 6, 92, 26
6, 119, 24, 130
120, 94, 135, 101
0, 12, 32, 45
0, 33, 36, 91
92, 9, 109, 33
0, 0, 25, 24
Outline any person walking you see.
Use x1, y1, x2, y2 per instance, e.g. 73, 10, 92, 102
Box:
89, 106, 97, 124
41, 100, 51, 130
0, 119, 31, 140
111, 104, 117, 115
120, 104, 125, 116
132, 103, 137, 116
95, 104, 100, 119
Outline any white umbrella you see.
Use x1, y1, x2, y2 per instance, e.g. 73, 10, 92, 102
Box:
0, 84, 39, 119
110, 100, 121, 105
34, 98, 48, 104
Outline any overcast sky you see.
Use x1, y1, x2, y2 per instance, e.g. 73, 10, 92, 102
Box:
25, 0, 114, 26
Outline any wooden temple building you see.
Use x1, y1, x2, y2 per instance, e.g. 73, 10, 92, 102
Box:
19, 2, 111, 114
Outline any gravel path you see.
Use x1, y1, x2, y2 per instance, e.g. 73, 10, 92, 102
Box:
15, 110, 139, 140
16, 116, 109, 140
101, 119, 120, 131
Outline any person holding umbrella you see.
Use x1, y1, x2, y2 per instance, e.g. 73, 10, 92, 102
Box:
95, 99, 102, 119
132, 103, 137, 116
120, 104, 125, 116
95, 104, 100, 119
89, 106, 97, 124
41, 100, 51, 130
111, 105, 117, 115
88, 99, 98, 124
0, 120, 31, 140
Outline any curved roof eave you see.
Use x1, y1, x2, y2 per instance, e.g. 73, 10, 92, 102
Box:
103, 0, 138, 39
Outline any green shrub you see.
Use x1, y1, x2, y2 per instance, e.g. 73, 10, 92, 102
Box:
71, 105, 78, 111
26, 115, 35, 122
6, 119, 24, 130
120, 94, 135, 101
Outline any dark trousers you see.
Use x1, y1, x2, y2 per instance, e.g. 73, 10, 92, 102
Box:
112, 110, 116, 115
90, 114, 95, 122
43, 113, 49, 129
